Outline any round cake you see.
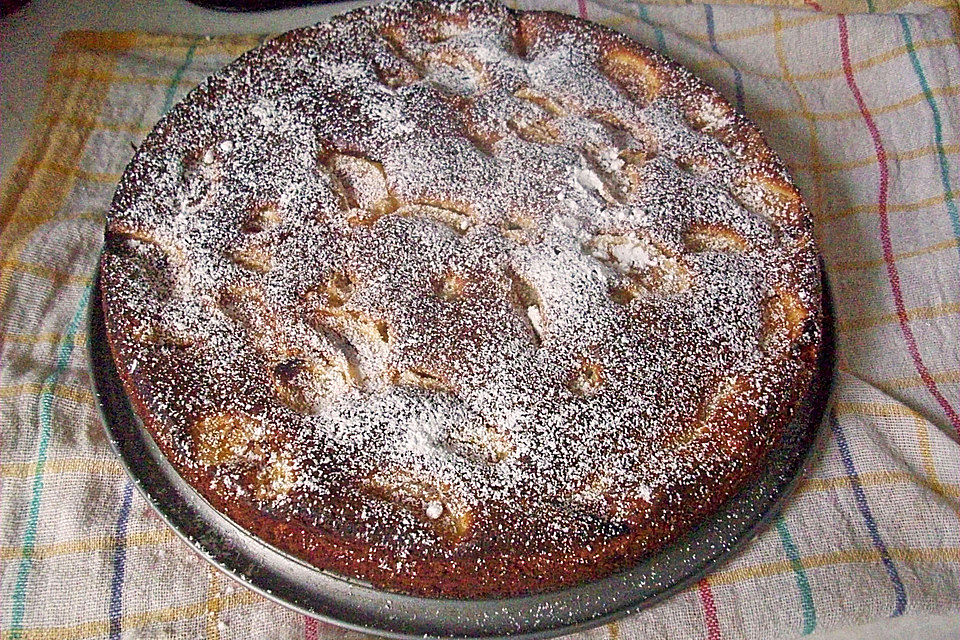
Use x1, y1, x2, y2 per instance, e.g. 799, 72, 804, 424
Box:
100, 0, 822, 598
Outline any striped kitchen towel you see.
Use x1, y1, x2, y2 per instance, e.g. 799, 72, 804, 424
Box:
0, 0, 957, 638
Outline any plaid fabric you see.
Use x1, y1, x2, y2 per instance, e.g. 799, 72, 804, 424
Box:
0, 0, 957, 637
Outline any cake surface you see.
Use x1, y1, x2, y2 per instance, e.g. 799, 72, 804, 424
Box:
100, 0, 822, 598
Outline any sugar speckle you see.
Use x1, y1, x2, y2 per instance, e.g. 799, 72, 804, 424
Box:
425, 501, 443, 519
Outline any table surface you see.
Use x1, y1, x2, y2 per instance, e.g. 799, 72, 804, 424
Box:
0, 1, 957, 639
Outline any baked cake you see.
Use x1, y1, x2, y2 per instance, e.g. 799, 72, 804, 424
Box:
100, 0, 822, 598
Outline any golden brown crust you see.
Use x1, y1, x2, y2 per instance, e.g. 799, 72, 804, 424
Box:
101, 0, 822, 597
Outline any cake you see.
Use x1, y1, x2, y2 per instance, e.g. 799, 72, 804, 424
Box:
100, 0, 822, 598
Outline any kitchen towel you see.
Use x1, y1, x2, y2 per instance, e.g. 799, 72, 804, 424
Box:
0, 0, 957, 638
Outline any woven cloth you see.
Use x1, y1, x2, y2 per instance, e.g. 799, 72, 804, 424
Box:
1, 0, 958, 637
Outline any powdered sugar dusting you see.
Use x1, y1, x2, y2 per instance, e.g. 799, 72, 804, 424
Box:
101, 0, 820, 596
